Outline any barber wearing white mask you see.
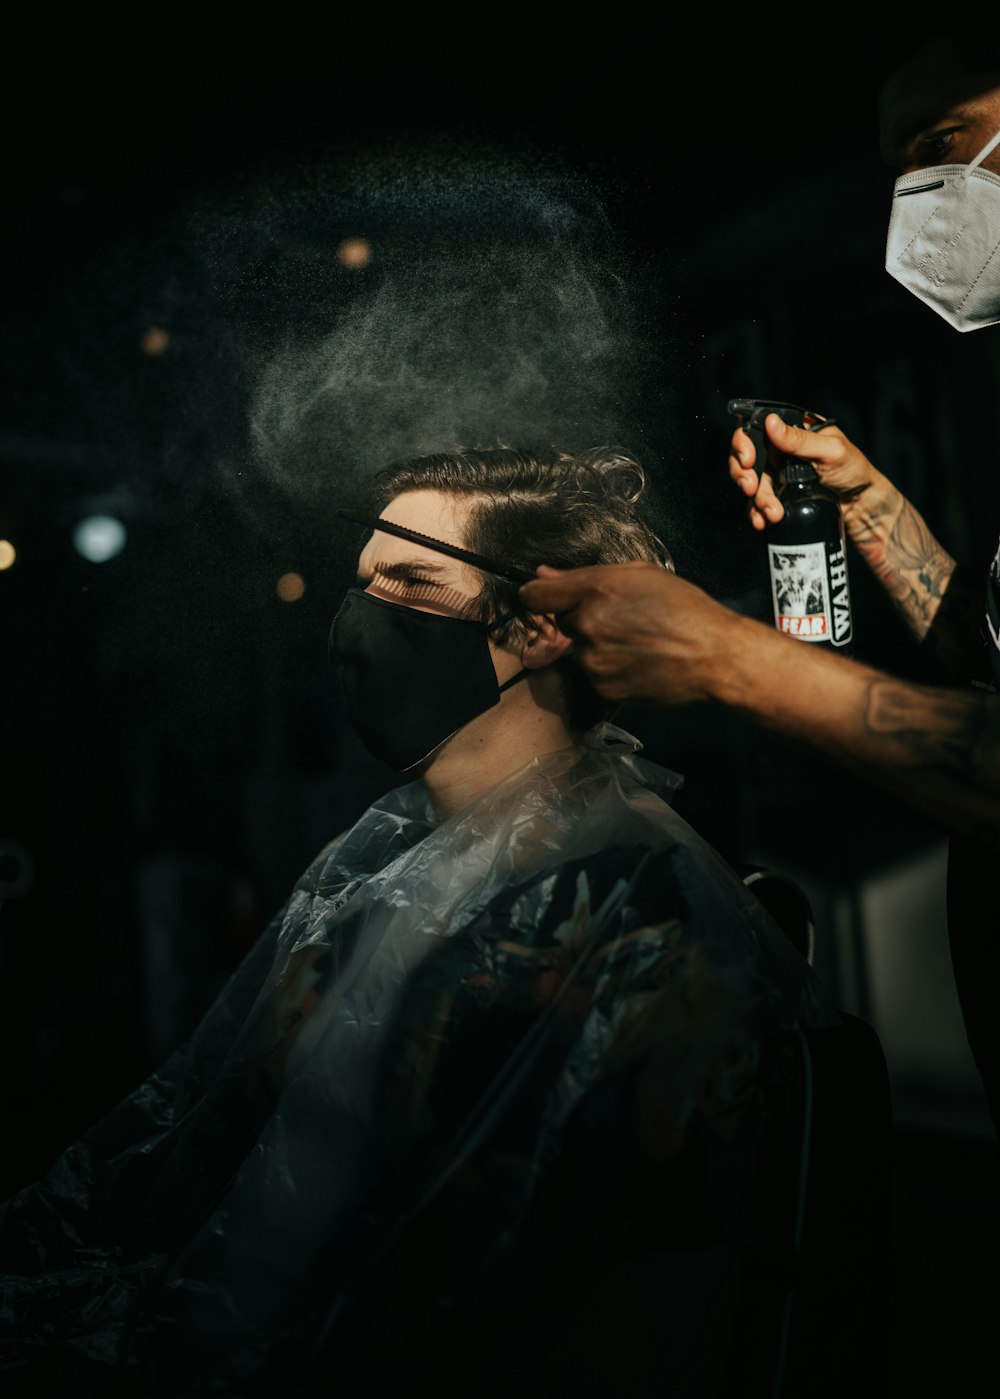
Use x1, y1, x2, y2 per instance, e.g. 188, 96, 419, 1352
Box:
520, 35, 1000, 1138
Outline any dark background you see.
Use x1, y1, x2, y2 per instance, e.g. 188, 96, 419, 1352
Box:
1, 19, 999, 1392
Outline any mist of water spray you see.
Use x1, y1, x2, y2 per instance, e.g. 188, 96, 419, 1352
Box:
197, 143, 668, 519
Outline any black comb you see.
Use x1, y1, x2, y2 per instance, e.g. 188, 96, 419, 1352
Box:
336, 509, 536, 585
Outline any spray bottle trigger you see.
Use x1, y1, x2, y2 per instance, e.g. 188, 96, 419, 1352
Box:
727, 397, 816, 476
727, 398, 784, 474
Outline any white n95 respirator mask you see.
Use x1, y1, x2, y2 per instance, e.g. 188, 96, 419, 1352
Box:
885, 126, 1000, 332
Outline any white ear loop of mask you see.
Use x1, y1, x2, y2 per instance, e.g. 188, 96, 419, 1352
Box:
963, 125, 1000, 176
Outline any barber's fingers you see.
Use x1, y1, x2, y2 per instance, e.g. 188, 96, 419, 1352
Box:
765, 412, 848, 462
519, 561, 646, 618
766, 413, 879, 501
519, 566, 588, 617
734, 414, 859, 528
729, 425, 784, 530
728, 425, 759, 491
519, 567, 579, 631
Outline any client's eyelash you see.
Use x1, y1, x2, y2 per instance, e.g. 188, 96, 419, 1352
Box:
371, 569, 443, 595
918, 125, 961, 160
356, 571, 439, 589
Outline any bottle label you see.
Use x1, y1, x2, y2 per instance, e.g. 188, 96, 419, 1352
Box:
767, 539, 853, 647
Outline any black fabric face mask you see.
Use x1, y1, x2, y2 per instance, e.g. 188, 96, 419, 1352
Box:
329, 589, 527, 772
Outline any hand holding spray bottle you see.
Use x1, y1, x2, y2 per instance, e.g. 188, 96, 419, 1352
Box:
727, 398, 854, 654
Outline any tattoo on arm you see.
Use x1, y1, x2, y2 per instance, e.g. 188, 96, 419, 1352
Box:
864, 680, 997, 784
849, 680, 1000, 845
851, 496, 954, 628
848, 491, 984, 676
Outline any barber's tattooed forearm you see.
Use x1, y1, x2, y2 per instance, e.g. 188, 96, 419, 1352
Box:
883, 499, 955, 620
847, 484, 988, 679
844, 488, 985, 676
848, 492, 955, 634
864, 680, 1000, 786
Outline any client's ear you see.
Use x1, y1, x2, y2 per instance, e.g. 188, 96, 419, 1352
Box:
519, 613, 574, 670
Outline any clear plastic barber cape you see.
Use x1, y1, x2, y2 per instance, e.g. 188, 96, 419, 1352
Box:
0, 724, 837, 1397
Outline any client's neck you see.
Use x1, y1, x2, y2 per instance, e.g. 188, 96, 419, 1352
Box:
422, 686, 578, 821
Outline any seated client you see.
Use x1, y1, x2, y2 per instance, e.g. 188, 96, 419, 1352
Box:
0, 445, 836, 1398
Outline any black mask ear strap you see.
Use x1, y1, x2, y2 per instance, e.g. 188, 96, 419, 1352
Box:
491, 613, 532, 693
498, 667, 531, 693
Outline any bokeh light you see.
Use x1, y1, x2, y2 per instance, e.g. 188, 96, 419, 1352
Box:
0, 539, 15, 571
140, 327, 171, 356
72, 515, 127, 563
336, 237, 372, 269
276, 571, 306, 602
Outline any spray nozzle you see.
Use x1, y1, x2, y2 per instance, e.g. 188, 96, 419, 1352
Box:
726, 398, 810, 430
726, 397, 837, 484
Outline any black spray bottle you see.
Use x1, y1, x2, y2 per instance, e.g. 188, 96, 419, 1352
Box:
727, 397, 854, 655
